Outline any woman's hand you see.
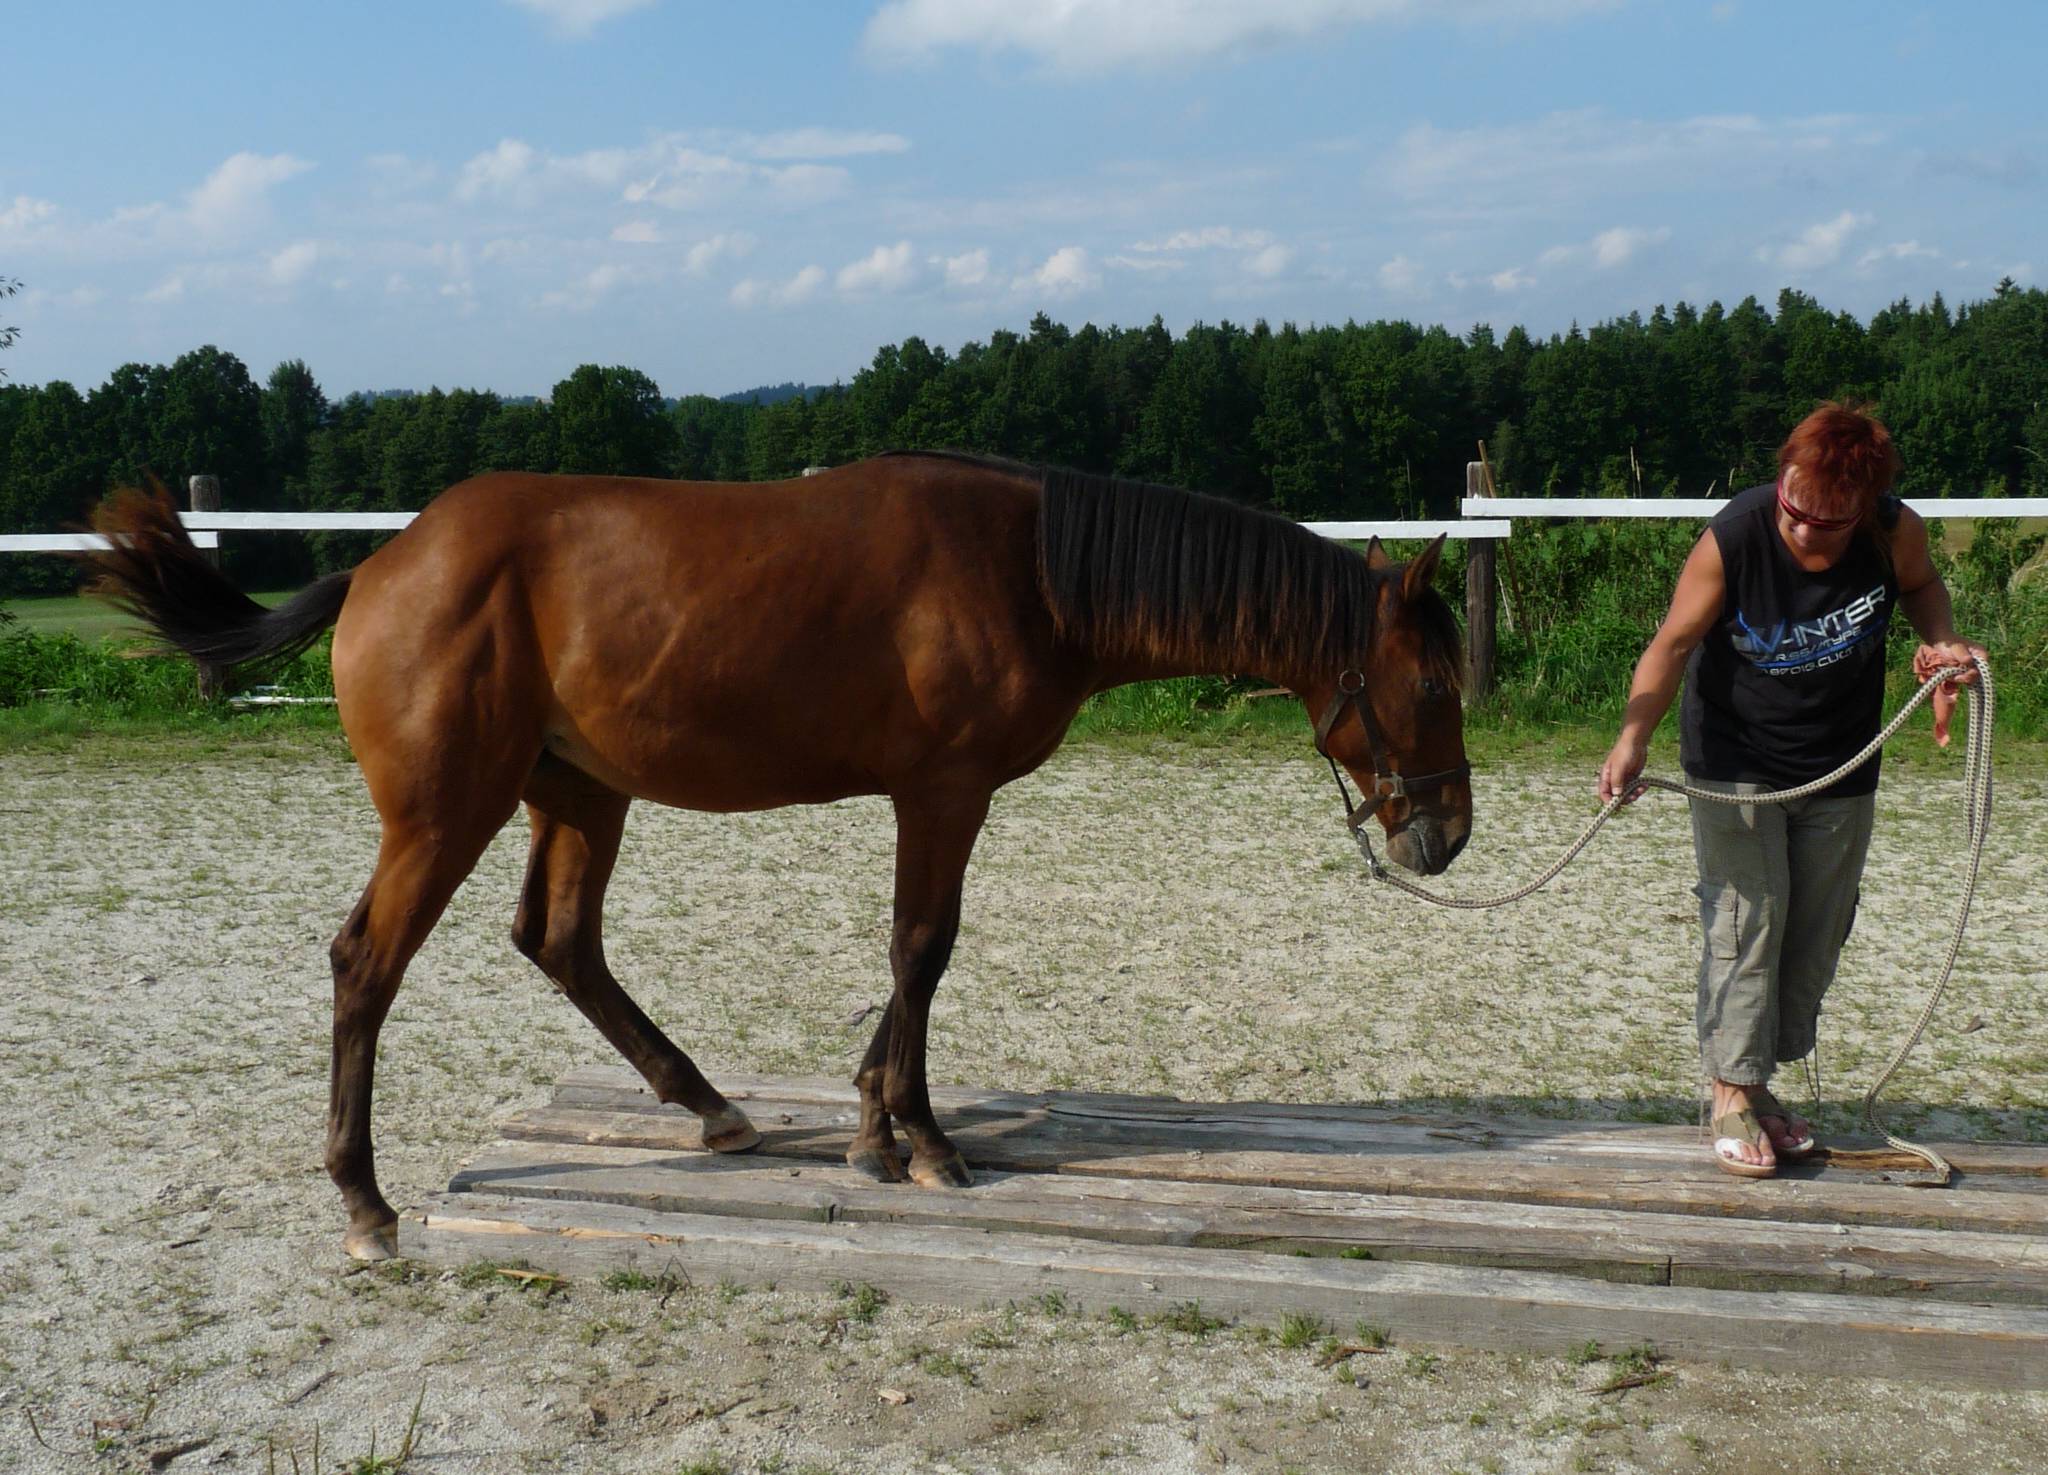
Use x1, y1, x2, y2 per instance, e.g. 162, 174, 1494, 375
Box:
1599, 732, 1649, 805
1912, 640, 1989, 748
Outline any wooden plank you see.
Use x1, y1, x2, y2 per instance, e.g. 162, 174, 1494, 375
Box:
400, 1192, 2048, 1389
505, 1099, 2048, 1237
557, 1067, 2048, 1178
449, 1141, 2048, 1304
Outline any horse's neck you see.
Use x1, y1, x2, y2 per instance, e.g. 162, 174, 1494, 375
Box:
1089, 648, 1318, 694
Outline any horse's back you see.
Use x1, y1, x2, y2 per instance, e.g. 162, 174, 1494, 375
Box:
331, 458, 1089, 812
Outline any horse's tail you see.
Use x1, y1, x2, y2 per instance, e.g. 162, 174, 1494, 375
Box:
87, 482, 352, 671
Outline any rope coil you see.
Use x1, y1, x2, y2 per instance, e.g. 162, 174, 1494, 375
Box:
1365, 659, 1993, 1184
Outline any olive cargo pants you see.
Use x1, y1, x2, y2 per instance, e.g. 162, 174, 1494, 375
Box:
1687, 780, 1878, 1086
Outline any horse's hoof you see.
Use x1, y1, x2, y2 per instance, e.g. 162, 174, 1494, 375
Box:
702, 1107, 762, 1154
343, 1220, 399, 1262
910, 1153, 973, 1189
847, 1146, 911, 1183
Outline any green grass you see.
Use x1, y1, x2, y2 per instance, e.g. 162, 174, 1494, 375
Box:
1, 588, 297, 640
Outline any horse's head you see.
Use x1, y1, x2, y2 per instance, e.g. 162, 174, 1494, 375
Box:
1302, 534, 1472, 877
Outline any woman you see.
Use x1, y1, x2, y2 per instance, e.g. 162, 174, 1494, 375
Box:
1598, 403, 1986, 1178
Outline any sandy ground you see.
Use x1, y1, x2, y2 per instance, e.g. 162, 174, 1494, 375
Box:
1, 732, 2044, 1474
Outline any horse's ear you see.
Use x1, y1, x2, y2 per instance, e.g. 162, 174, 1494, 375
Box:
1364, 536, 1393, 570
1401, 533, 1447, 602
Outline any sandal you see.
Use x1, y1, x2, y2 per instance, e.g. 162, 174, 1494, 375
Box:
1709, 1107, 1778, 1179
1753, 1089, 1818, 1160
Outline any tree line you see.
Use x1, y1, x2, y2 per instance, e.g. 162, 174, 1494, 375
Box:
2, 281, 2044, 595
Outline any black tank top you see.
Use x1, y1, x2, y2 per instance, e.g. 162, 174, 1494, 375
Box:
1680, 482, 1902, 799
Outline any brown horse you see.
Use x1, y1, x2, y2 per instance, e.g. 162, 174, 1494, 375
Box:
90, 451, 1472, 1259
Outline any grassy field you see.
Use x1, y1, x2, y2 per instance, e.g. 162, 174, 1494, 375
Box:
0, 587, 295, 640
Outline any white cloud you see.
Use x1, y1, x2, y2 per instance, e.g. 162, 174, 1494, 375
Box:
745, 128, 911, 160
1384, 109, 1855, 215
1378, 254, 1422, 292
457, 139, 538, 201
266, 240, 320, 286
1489, 266, 1533, 291
940, 248, 990, 287
1591, 224, 1669, 267
140, 275, 185, 303
1758, 210, 1870, 271
1105, 253, 1185, 273
622, 147, 847, 211
864, 0, 1622, 72
1855, 239, 1939, 269
0, 195, 57, 234
456, 138, 635, 205
1133, 226, 1273, 253
622, 148, 754, 209
765, 163, 853, 206
1538, 224, 1671, 270
731, 264, 826, 308
1015, 245, 1099, 297
683, 232, 753, 273
505, 0, 657, 37
610, 220, 662, 244
541, 262, 634, 310
1244, 243, 1293, 278
186, 152, 312, 232
837, 240, 918, 293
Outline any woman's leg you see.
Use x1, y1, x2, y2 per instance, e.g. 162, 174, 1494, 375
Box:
1689, 781, 1792, 1168
1770, 789, 1877, 1144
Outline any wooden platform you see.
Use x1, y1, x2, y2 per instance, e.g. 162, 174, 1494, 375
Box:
401, 1068, 2048, 1389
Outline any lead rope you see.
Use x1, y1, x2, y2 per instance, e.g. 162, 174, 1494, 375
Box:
1353, 659, 1993, 1185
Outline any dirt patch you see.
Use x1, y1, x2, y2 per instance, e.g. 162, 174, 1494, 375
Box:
1, 738, 2043, 1472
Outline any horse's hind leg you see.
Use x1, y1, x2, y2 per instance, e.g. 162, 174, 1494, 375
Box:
512, 757, 759, 1152
849, 1008, 906, 1181
329, 815, 505, 1260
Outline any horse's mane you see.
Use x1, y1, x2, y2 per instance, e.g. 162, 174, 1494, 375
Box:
1030, 463, 1463, 686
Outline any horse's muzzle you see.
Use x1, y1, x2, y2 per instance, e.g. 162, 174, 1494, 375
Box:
1384, 812, 1468, 876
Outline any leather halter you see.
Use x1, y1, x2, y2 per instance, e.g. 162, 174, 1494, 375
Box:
1313, 666, 1471, 872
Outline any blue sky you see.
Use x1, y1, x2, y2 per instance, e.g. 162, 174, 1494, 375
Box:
4, 1, 2041, 399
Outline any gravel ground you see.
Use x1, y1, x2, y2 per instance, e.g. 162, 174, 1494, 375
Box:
1, 731, 2043, 1474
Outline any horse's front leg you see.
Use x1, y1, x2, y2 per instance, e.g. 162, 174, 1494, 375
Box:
851, 789, 989, 1188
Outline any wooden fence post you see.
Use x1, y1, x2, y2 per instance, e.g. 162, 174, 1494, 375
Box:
1464, 461, 1497, 703
188, 474, 227, 701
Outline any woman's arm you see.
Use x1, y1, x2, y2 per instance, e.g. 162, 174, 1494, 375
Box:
1598, 530, 1725, 802
1891, 508, 1988, 746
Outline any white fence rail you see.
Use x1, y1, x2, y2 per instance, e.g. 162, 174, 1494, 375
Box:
1306, 519, 1510, 540
3, 508, 1500, 552
184, 510, 417, 531
1463, 496, 2048, 521
0, 530, 222, 553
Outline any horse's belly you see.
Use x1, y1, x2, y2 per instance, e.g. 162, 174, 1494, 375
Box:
542, 726, 879, 814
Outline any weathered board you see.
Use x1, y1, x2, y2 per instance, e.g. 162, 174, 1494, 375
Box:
447, 1141, 2048, 1302
403, 1068, 2048, 1388
511, 1069, 2048, 1237
401, 1194, 2048, 1390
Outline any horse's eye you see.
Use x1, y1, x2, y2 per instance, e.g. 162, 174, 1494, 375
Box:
1421, 677, 1446, 699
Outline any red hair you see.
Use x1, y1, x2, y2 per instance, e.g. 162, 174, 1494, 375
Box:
1777, 401, 1902, 520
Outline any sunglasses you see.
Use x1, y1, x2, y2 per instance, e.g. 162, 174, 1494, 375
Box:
1775, 478, 1861, 532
